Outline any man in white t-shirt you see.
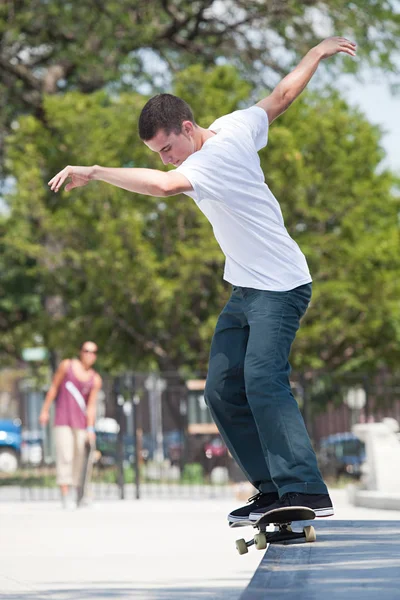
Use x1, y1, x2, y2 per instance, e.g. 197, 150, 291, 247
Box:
49, 36, 356, 521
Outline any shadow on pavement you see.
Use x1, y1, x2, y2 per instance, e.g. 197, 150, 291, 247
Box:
3, 586, 243, 600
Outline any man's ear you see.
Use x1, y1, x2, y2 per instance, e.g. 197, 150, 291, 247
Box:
182, 120, 195, 137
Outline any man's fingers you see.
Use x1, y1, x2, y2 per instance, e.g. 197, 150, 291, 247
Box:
325, 37, 356, 56
48, 178, 57, 192
48, 169, 64, 186
340, 38, 356, 49
336, 39, 356, 57
48, 173, 61, 191
51, 176, 63, 192
339, 45, 356, 56
341, 41, 356, 49
341, 45, 356, 57
49, 172, 68, 192
341, 42, 356, 50
48, 167, 70, 192
320, 37, 357, 59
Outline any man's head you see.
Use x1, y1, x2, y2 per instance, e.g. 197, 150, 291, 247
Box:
139, 94, 198, 166
79, 341, 98, 368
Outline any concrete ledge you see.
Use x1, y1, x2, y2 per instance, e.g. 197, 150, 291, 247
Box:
240, 520, 400, 600
351, 490, 400, 511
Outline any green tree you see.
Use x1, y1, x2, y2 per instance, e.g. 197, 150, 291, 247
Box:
264, 91, 400, 373
1, 0, 399, 164
0, 218, 43, 361
2, 66, 399, 375
2, 67, 251, 370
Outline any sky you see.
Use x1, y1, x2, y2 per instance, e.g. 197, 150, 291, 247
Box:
301, 2, 399, 173
339, 76, 399, 172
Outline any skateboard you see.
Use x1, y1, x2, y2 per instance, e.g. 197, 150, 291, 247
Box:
230, 506, 316, 555
77, 439, 95, 507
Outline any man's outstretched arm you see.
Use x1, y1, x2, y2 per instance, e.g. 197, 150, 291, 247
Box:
48, 165, 193, 197
256, 36, 356, 124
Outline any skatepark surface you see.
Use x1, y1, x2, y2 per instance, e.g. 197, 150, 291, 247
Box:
1, 488, 399, 599
241, 519, 400, 600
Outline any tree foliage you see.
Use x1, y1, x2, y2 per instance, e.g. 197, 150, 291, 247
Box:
264, 91, 400, 373
2, 65, 399, 375
1, 0, 399, 161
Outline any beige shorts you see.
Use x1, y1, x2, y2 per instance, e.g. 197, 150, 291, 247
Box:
54, 426, 88, 487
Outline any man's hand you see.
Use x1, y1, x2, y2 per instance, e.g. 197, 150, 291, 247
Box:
315, 36, 356, 60
86, 430, 96, 445
48, 165, 94, 193
39, 408, 50, 426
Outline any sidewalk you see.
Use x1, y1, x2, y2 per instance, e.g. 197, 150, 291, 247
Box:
0, 496, 262, 600
0, 488, 399, 599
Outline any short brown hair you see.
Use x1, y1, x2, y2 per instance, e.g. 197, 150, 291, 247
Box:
138, 94, 196, 141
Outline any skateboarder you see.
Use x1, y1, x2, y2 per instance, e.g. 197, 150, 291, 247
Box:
39, 341, 102, 508
48, 37, 356, 521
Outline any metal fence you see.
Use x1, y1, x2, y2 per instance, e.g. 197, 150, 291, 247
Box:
0, 371, 243, 502
1, 369, 400, 502
306, 371, 400, 443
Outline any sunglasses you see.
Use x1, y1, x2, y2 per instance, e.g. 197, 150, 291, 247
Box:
82, 349, 98, 354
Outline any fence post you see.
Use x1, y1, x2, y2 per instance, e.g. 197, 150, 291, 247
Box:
113, 377, 125, 500
363, 375, 370, 421
132, 390, 142, 500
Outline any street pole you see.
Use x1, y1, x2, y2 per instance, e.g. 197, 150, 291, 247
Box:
113, 377, 125, 500
145, 374, 167, 464
132, 392, 141, 500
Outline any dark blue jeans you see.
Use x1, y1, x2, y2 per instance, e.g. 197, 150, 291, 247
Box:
204, 283, 327, 496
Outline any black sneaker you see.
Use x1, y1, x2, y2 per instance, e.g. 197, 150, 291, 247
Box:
249, 492, 334, 521
228, 491, 279, 524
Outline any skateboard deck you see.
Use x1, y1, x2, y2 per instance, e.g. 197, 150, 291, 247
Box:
77, 439, 95, 506
230, 506, 316, 555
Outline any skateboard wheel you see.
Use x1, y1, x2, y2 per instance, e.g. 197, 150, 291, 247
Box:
235, 539, 248, 555
303, 525, 316, 542
254, 532, 267, 550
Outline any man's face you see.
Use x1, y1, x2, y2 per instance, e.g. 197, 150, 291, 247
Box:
144, 121, 195, 167
80, 342, 98, 367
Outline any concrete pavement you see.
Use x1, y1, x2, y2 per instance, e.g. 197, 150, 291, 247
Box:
0, 496, 263, 600
0, 488, 399, 599
242, 520, 400, 600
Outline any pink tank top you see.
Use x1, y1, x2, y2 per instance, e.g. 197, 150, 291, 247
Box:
54, 361, 95, 429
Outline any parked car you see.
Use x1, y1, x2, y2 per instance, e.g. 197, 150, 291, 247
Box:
0, 419, 22, 473
163, 430, 184, 466
204, 436, 228, 460
202, 435, 229, 475
318, 432, 365, 479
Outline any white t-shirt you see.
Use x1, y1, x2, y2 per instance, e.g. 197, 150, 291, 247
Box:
176, 106, 312, 291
